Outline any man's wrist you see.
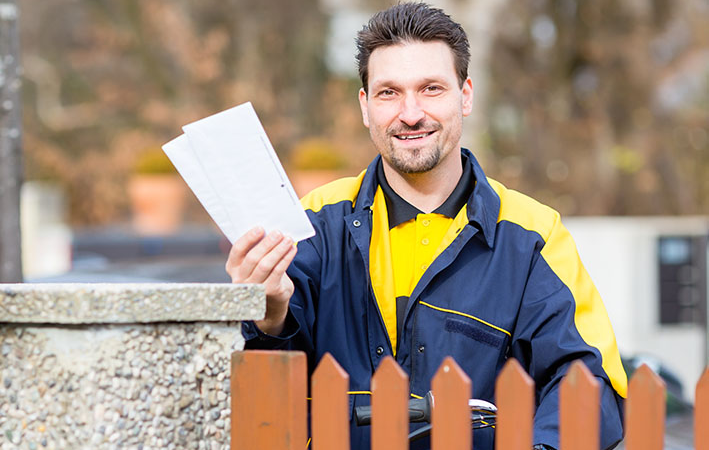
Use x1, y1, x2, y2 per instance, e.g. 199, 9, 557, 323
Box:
255, 296, 290, 335
254, 314, 287, 336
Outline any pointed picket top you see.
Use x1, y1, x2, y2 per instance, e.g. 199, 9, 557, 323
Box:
432, 356, 472, 450
559, 360, 599, 450
371, 356, 409, 450
311, 353, 350, 450
495, 358, 534, 450
696, 367, 709, 450
625, 364, 666, 450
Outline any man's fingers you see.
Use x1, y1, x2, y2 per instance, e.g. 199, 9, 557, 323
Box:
271, 243, 297, 280
226, 227, 265, 271
262, 244, 297, 297
226, 227, 283, 281
225, 228, 295, 284
239, 231, 287, 279
249, 235, 294, 282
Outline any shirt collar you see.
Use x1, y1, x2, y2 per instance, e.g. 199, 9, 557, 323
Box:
376, 154, 475, 229
354, 149, 501, 249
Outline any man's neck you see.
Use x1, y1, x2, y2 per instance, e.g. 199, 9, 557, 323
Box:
381, 153, 463, 213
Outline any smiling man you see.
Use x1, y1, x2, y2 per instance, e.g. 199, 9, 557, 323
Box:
227, 3, 627, 449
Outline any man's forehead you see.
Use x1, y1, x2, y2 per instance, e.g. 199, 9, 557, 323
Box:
366, 41, 458, 89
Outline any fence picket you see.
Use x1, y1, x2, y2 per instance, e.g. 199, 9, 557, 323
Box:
371, 356, 409, 450
697, 368, 709, 450
559, 361, 599, 450
625, 364, 666, 450
432, 356, 472, 450
495, 358, 534, 450
230, 350, 307, 450
312, 353, 350, 450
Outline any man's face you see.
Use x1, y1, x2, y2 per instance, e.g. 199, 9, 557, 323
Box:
358, 40, 473, 175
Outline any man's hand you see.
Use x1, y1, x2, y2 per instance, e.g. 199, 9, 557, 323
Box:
225, 227, 297, 336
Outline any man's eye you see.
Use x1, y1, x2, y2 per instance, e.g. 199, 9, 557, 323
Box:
378, 89, 396, 98
425, 85, 443, 93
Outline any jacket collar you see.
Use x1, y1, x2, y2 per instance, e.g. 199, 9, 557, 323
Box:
354, 148, 500, 248
353, 155, 382, 212
462, 148, 500, 249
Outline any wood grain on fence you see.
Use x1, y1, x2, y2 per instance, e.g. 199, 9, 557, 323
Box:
231, 349, 709, 450
371, 356, 409, 450
495, 358, 534, 450
432, 356, 472, 450
230, 350, 307, 450
697, 368, 709, 450
625, 364, 666, 450
312, 352, 350, 450
559, 360, 599, 450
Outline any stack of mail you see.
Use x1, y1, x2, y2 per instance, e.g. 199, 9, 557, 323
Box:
162, 102, 315, 243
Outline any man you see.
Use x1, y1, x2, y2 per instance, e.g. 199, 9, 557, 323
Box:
227, 3, 626, 449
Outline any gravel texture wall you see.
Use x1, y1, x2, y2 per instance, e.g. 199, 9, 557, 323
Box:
0, 283, 265, 450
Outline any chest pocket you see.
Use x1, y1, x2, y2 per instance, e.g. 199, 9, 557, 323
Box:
412, 302, 511, 398
444, 317, 505, 349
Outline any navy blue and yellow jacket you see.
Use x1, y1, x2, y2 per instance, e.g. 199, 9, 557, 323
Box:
243, 149, 626, 450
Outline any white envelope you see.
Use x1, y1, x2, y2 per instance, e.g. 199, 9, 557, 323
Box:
162, 102, 315, 243
162, 134, 237, 241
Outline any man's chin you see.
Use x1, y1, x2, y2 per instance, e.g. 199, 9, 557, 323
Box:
387, 153, 440, 174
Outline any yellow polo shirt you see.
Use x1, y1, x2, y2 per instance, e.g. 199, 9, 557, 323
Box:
369, 158, 475, 354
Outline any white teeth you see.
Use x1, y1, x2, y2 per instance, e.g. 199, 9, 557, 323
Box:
398, 133, 429, 140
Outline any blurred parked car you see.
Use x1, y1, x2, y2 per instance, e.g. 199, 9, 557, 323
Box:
28, 226, 231, 283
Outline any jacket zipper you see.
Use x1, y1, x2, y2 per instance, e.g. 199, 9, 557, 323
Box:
409, 301, 421, 389
363, 209, 395, 358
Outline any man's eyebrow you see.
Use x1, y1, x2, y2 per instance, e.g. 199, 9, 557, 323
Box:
370, 77, 450, 92
419, 77, 450, 87
369, 79, 401, 91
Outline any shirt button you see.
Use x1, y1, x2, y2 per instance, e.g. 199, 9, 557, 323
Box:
353, 220, 361, 227
418, 345, 425, 353
421, 264, 428, 271
421, 238, 429, 245
422, 219, 431, 227
375, 346, 384, 356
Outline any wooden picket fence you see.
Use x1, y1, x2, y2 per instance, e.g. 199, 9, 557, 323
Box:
230, 350, 709, 450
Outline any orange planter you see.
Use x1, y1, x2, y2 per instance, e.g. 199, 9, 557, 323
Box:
128, 175, 187, 235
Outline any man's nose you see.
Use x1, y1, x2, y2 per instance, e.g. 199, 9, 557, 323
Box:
398, 94, 425, 126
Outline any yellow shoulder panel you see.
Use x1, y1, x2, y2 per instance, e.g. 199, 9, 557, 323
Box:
487, 177, 557, 239
299, 170, 367, 213
488, 177, 628, 398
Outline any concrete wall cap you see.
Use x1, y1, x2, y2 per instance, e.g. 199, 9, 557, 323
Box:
0, 283, 265, 324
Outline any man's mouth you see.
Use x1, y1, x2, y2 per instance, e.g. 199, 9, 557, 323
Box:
394, 131, 435, 141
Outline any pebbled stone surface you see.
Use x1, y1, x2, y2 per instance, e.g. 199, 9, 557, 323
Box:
0, 283, 265, 449
0, 323, 243, 450
0, 283, 264, 324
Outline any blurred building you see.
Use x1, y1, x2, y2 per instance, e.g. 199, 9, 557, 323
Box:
567, 216, 708, 401
20, 182, 71, 278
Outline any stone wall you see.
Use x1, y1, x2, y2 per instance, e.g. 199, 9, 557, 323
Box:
0, 283, 265, 450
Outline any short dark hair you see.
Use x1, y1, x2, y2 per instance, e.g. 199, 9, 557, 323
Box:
355, 2, 470, 93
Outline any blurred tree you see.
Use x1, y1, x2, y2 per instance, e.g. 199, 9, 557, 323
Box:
19, 0, 335, 225
0, 0, 24, 282
486, 0, 709, 215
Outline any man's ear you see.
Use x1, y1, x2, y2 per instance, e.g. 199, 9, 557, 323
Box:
358, 88, 370, 128
461, 78, 474, 117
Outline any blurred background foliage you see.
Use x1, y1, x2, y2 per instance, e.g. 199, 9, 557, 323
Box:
485, 0, 709, 215
19, 0, 709, 225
